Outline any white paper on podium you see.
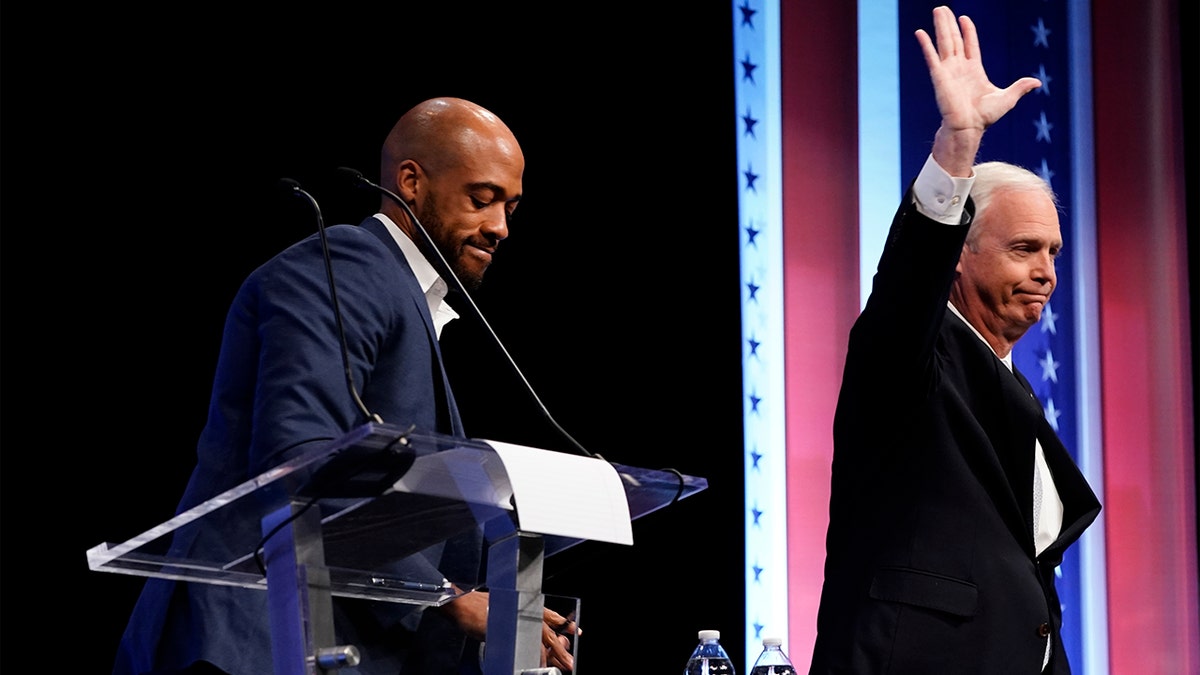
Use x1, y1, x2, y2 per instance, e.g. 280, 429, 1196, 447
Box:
481, 440, 634, 545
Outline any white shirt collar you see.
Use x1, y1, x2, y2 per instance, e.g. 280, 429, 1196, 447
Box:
374, 213, 459, 336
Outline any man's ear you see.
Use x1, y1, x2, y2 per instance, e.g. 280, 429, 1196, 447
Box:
395, 159, 422, 203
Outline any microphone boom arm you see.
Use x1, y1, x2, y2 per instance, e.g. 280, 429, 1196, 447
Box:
335, 167, 600, 461
280, 178, 383, 426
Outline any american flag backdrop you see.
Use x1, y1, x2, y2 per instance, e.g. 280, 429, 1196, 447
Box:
735, 1, 1197, 674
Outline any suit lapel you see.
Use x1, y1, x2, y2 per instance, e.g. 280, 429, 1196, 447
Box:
360, 217, 464, 436
944, 313, 1039, 553
1011, 363, 1102, 556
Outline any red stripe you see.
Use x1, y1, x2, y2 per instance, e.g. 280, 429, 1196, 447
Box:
780, 2, 861, 665
1093, 0, 1199, 671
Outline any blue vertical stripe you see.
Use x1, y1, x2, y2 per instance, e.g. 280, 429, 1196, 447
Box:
989, 3, 1087, 670
1065, 2, 1109, 673
734, 1, 789, 670
858, 0, 902, 310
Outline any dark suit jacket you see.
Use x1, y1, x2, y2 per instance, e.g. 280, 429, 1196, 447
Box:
807, 195, 1101, 674
113, 217, 482, 675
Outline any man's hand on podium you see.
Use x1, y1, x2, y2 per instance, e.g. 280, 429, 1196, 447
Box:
437, 588, 581, 672
542, 604, 579, 672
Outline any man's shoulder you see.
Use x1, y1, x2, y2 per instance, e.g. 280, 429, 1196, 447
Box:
233, 221, 407, 306
267, 220, 394, 265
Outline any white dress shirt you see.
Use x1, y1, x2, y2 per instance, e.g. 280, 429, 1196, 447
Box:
374, 213, 460, 338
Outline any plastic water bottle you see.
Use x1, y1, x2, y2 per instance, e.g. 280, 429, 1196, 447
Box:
750, 636, 796, 675
685, 629, 736, 675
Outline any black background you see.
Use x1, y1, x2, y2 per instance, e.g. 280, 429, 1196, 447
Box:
7, 2, 1197, 674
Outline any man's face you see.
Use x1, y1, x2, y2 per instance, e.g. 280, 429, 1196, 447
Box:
955, 188, 1061, 348
416, 151, 523, 291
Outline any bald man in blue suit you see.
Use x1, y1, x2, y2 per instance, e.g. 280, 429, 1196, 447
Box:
114, 97, 576, 675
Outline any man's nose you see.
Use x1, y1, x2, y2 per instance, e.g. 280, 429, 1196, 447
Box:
1033, 251, 1056, 285
481, 210, 509, 241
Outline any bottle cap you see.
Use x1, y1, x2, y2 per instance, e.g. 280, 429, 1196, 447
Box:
698, 629, 721, 640
763, 636, 783, 647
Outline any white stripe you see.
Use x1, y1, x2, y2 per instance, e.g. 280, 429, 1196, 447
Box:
1066, 2, 1110, 673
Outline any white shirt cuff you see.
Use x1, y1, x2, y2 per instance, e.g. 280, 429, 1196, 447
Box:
912, 153, 974, 225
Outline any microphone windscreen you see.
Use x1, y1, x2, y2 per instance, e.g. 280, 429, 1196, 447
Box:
335, 166, 366, 185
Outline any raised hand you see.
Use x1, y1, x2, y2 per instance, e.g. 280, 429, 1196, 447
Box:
915, 6, 1042, 175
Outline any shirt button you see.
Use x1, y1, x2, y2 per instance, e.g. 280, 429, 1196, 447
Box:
951, 195, 961, 205
1037, 623, 1052, 638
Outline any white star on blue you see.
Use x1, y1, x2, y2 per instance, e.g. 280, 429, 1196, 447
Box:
1043, 397, 1062, 432
1038, 159, 1056, 188
1034, 111, 1054, 142
1031, 18, 1051, 48
1040, 348, 1060, 384
1040, 302, 1058, 335
1034, 64, 1053, 95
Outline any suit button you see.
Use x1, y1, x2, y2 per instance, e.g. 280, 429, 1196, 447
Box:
1037, 623, 1052, 638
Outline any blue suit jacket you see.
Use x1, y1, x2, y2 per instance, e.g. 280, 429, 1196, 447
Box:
808, 195, 1101, 675
114, 217, 482, 675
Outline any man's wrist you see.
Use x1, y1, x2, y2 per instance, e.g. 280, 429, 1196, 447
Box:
931, 124, 983, 177
912, 153, 974, 225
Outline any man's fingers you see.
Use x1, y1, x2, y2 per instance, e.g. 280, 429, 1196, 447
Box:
960, 15, 980, 61
1009, 76, 1043, 98
543, 609, 579, 636
993, 77, 1043, 119
542, 631, 574, 672
932, 6, 961, 59
915, 29, 939, 71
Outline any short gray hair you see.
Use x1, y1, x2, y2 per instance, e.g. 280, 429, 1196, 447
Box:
967, 161, 1059, 248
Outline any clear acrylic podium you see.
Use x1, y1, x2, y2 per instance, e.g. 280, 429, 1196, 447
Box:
88, 422, 707, 675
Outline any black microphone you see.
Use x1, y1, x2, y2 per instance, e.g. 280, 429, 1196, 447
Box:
278, 178, 383, 427
334, 166, 602, 461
